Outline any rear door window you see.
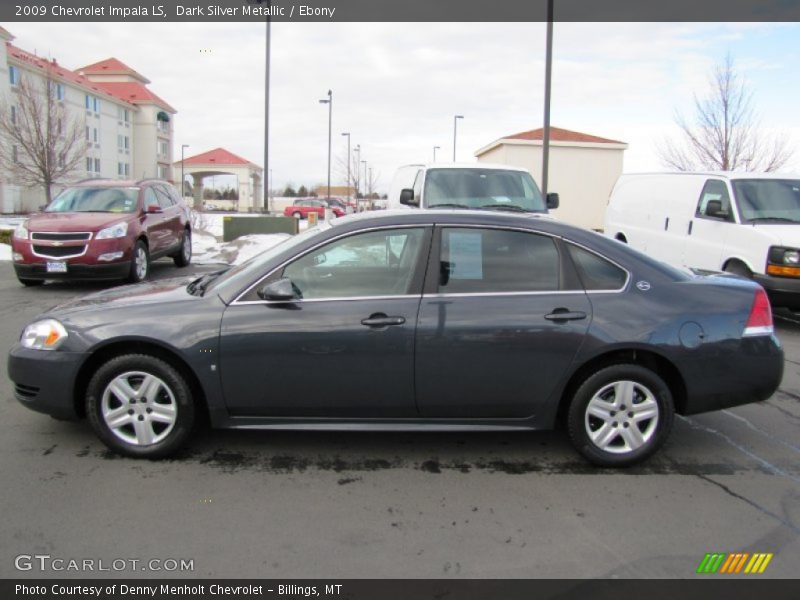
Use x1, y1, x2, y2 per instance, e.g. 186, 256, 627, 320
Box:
438, 228, 560, 293
566, 244, 628, 291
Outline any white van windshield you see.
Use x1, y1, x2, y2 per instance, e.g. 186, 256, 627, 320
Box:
424, 168, 546, 213
732, 179, 800, 223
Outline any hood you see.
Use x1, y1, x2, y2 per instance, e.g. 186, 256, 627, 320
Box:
751, 223, 800, 246
49, 276, 198, 316
26, 211, 136, 232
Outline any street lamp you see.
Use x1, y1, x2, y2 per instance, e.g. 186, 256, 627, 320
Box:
269, 168, 273, 210
354, 144, 361, 210
341, 132, 351, 208
453, 115, 464, 162
180, 143, 189, 203
433, 145, 440, 163
361, 160, 367, 205
319, 90, 332, 201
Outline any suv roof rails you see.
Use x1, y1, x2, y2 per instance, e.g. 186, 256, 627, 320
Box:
135, 178, 170, 185
73, 177, 116, 184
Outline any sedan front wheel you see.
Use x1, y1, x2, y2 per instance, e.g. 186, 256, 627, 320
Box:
567, 364, 674, 467
86, 354, 195, 458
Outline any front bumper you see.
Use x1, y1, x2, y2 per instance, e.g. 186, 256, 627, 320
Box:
8, 345, 87, 420
753, 273, 800, 310
14, 261, 131, 281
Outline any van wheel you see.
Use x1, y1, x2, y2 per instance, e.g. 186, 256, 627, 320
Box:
567, 364, 674, 467
724, 261, 752, 279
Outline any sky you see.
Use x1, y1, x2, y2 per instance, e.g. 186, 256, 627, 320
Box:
4, 21, 800, 194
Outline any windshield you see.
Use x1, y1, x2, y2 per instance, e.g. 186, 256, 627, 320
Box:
424, 168, 545, 211
732, 179, 800, 223
206, 222, 333, 295
47, 187, 139, 213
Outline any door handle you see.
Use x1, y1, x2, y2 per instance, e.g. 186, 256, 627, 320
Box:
688, 220, 693, 235
361, 313, 406, 328
544, 309, 587, 322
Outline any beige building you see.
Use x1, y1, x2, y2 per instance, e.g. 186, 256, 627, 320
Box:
475, 127, 627, 230
0, 27, 176, 212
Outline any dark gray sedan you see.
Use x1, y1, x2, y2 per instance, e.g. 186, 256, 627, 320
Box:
8, 210, 783, 466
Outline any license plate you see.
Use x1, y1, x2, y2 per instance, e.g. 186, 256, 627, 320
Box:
46, 261, 67, 273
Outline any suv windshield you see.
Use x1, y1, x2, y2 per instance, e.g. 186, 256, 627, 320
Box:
47, 187, 139, 213
732, 179, 800, 223
424, 168, 545, 212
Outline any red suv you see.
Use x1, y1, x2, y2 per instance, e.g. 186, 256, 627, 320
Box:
284, 198, 345, 219
11, 179, 192, 286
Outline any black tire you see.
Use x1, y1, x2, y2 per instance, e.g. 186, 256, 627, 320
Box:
724, 260, 752, 279
128, 240, 150, 283
18, 277, 43, 287
86, 354, 195, 458
173, 229, 192, 267
567, 364, 674, 467
292, 211, 303, 219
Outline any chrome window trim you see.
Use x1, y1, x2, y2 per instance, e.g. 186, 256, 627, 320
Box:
423, 290, 586, 299
231, 224, 434, 306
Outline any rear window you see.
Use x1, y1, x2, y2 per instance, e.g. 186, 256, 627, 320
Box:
424, 168, 546, 212
47, 187, 139, 213
566, 244, 628, 291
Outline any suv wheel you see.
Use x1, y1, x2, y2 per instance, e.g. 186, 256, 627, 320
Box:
128, 241, 149, 283
567, 364, 674, 467
86, 354, 195, 458
173, 229, 192, 267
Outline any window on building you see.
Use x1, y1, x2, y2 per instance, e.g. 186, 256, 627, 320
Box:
86, 95, 100, 113
85, 95, 91, 110
58, 152, 65, 168
124, 136, 129, 150
93, 97, 101, 113
9, 66, 19, 86
85, 126, 89, 140
93, 128, 98, 143
10, 106, 16, 124
49, 81, 64, 101
158, 140, 169, 157
124, 163, 130, 177
94, 158, 101, 174
12, 146, 18, 163
157, 164, 168, 179
86, 157, 92, 172
117, 106, 130, 123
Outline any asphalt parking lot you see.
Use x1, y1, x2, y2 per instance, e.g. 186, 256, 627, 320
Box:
0, 261, 798, 579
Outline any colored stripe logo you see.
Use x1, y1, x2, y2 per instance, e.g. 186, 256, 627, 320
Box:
696, 552, 773, 574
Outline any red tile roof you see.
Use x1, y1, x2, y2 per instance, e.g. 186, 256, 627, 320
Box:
504, 127, 624, 145
78, 57, 150, 83
6, 43, 137, 107
92, 81, 176, 113
179, 148, 257, 167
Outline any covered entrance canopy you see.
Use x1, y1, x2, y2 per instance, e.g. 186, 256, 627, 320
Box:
174, 147, 262, 211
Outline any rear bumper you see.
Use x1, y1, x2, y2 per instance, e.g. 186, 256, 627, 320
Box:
677, 334, 784, 415
8, 345, 86, 420
753, 273, 800, 310
14, 261, 131, 281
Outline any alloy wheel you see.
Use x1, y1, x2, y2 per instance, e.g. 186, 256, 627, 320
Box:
584, 380, 659, 454
101, 371, 177, 446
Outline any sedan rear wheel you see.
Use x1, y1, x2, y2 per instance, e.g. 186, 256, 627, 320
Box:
567, 364, 674, 467
86, 354, 195, 458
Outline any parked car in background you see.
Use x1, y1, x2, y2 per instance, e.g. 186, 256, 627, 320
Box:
388, 163, 560, 214
605, 172, 800, 309
284, 198, 345, 219
11, 179, 192, 286
9, 210, 782, 465
325, 198, 354, 214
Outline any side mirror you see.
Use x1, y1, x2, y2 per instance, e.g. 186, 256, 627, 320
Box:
546, 193, 560, 210
705, 200, 727, 218
146, 204, 163, 214
257, 277, 297, 301
399, 188, 417, 206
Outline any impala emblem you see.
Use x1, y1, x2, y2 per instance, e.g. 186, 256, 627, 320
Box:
636, 280, 651, 291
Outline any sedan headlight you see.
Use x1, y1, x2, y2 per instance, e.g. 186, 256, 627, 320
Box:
13, 222, 29, 240
20, 319, 68, 350
96, 221, 129, 239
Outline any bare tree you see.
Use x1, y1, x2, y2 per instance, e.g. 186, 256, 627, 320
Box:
0, 71, 87, 204
658, 54, 794, 172
334, 148, 361, 196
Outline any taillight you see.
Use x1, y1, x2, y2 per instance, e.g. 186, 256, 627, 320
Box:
743, 288, 774, 337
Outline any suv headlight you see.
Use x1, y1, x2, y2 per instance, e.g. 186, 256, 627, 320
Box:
13, 222, 29, 240
96, 221, 129, 239
20, 319, 68, 350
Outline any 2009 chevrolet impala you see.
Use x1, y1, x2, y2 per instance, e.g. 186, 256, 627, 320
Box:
8, 210, 783, 466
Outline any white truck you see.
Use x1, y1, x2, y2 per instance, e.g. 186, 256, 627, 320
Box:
604, 171, 800, 309
387, 163, 560, 214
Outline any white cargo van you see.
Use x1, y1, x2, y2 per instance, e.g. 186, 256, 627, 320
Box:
387, 163, 560, 214
605, 172, 800, 308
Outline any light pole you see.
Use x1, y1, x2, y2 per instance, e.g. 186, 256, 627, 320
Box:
264, 4, 271, 211
542, 0, 554, 196
361, 160, 367, 205
453, 115, 464, 162
319, 90, 332, 201
354, 144, 361, 210
180, 143, 189, 202
433, 145, 440, 163
269, 168, 273, 209
341, 132, 351, 207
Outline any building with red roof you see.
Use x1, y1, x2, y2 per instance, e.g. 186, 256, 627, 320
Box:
174, 148, 263, 211
475, 127, 628, 230
0, 28, 177, 212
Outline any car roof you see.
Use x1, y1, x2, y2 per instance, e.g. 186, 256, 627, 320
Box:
621, 171, 800, 181
69, 178, 171, 188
